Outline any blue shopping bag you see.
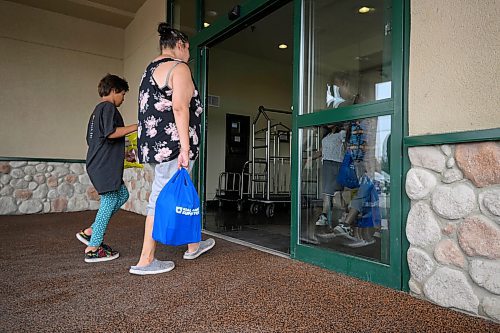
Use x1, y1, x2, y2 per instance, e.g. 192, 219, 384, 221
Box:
153, 168, 201, 246
336, 150, 360, 189
357, 175, 381, 228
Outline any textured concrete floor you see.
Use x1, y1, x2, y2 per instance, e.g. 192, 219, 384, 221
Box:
0, 210, 498, 333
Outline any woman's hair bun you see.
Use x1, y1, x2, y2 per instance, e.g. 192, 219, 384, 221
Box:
158, 22, 171, 36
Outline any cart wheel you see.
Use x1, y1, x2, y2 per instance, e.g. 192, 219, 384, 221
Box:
218, 200, 223, 208
250, 203, 259, 215
265, 204, 275, 218
237, 200, 244, 212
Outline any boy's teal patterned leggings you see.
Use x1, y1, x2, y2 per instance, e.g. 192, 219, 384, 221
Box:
89, 185, 129, 247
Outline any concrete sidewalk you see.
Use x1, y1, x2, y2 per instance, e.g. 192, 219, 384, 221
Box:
0, 210, 498, 332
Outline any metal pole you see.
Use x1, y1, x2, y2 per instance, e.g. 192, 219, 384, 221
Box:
251, 122, 255, 198
266, 118, 270, 200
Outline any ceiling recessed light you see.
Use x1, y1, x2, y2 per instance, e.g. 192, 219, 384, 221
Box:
358, 6, 374, 14
278, 44, 288, 49
206, 10, 218, 17
203, 22, 210, 28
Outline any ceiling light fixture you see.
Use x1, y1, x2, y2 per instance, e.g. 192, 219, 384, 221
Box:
278, 44, 288, 49
358, 6, 375, 14
203, 22, 210, 28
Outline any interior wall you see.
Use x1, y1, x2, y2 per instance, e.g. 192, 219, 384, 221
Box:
409, 0, 500, 135
0, 0, 124, 160
206, 48, 293, 200
121, 0, 166, 125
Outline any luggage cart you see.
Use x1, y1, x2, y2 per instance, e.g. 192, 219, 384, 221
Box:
247, 106, 292, 218
301, 126, 322, 208
215, 172, 242, 208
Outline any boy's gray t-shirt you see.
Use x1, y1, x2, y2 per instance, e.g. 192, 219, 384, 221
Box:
85, 101, 125, 194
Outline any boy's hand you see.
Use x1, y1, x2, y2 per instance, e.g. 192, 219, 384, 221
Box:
177, 149, 189, 169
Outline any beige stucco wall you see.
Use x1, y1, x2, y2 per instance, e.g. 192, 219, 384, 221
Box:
121, 0, 166, 125
409, 0, 500, 135
0, 0, 124, 160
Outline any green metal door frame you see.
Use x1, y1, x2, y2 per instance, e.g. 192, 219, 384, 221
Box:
169, 0, 409, 290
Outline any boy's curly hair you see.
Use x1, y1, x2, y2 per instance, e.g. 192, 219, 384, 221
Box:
98, 74, 129, 97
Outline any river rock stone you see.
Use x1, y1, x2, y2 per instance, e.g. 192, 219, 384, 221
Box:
408, 247, 435, 282
1, 174, 11, 185
43, 202, 51, 213
58, 183, 74, 198
441, 145, 452, 156
86, 186, 100, 201
23, 166, 36, 175
10, 179, 28, 189
458, 216, 500, 259
74, 183, 86, 194
51, 198, 68, 212
69, 163, 84, 174
455, 142, 500, 188
0, 197, 17, 214
19, 199, 43, 214
442, 168, 463, 184
469, 259, 500, 295
431, 184, 476, 220
409, 279, 422, 295
68, 195, 89, 211
0, 185, 14, 196
10, 169, 24, 179
434, 239, 466, 268
47, 176, 58, 188
10, 161, 27, 168
79, 174, 91, 185
406, 168, 437, 200
14, 189, 32, 200
35, 163, 47, 172
479, 188, 500, 222
482, 297, 500, 322
52, 166, 69, 178
409, 146, 446, 173
33, 184, 49, 199
406, 202, 441, 248
0, 163, 11, 174
446, 158, 455, 169
34, 174, 45, 184
423, 267, 479, 314
65, 174, 78, 184
47, 189, 58, 200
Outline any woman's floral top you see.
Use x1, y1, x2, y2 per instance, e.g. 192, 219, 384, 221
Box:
137, 57, 203, 164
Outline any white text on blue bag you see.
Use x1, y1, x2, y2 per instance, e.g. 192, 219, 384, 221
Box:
175, 206, 200, 216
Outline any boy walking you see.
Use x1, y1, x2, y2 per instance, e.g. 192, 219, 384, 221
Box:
76, 74, 137, 262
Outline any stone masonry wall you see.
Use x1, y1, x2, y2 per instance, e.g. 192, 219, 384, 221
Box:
0, 161, 152, 216
406, 142, 500, 322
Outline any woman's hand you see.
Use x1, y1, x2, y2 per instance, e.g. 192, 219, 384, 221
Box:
177, 148, 189, 169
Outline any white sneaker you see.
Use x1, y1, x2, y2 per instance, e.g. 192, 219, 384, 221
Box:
345, 238, 376, 248
315, 214, 328, 226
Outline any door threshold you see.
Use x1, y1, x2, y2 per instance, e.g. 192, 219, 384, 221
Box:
202, 230, 290, 259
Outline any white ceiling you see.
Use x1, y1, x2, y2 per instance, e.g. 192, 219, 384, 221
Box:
5, 0, 148, 28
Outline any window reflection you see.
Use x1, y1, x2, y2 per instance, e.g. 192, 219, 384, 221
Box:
302, 0, 392, 113
300, 116, 391, 263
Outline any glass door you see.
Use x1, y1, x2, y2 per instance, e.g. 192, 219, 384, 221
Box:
290, 0, 403, 288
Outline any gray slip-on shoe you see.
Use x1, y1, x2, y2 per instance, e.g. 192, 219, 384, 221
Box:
129, 259, 175, 275
183, 238, 215, 260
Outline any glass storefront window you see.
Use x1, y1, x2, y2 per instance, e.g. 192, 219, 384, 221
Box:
203, 1, 239, 28
299, 115, 391, 263
172, 0, 197, 37
302, 0, 392, 113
